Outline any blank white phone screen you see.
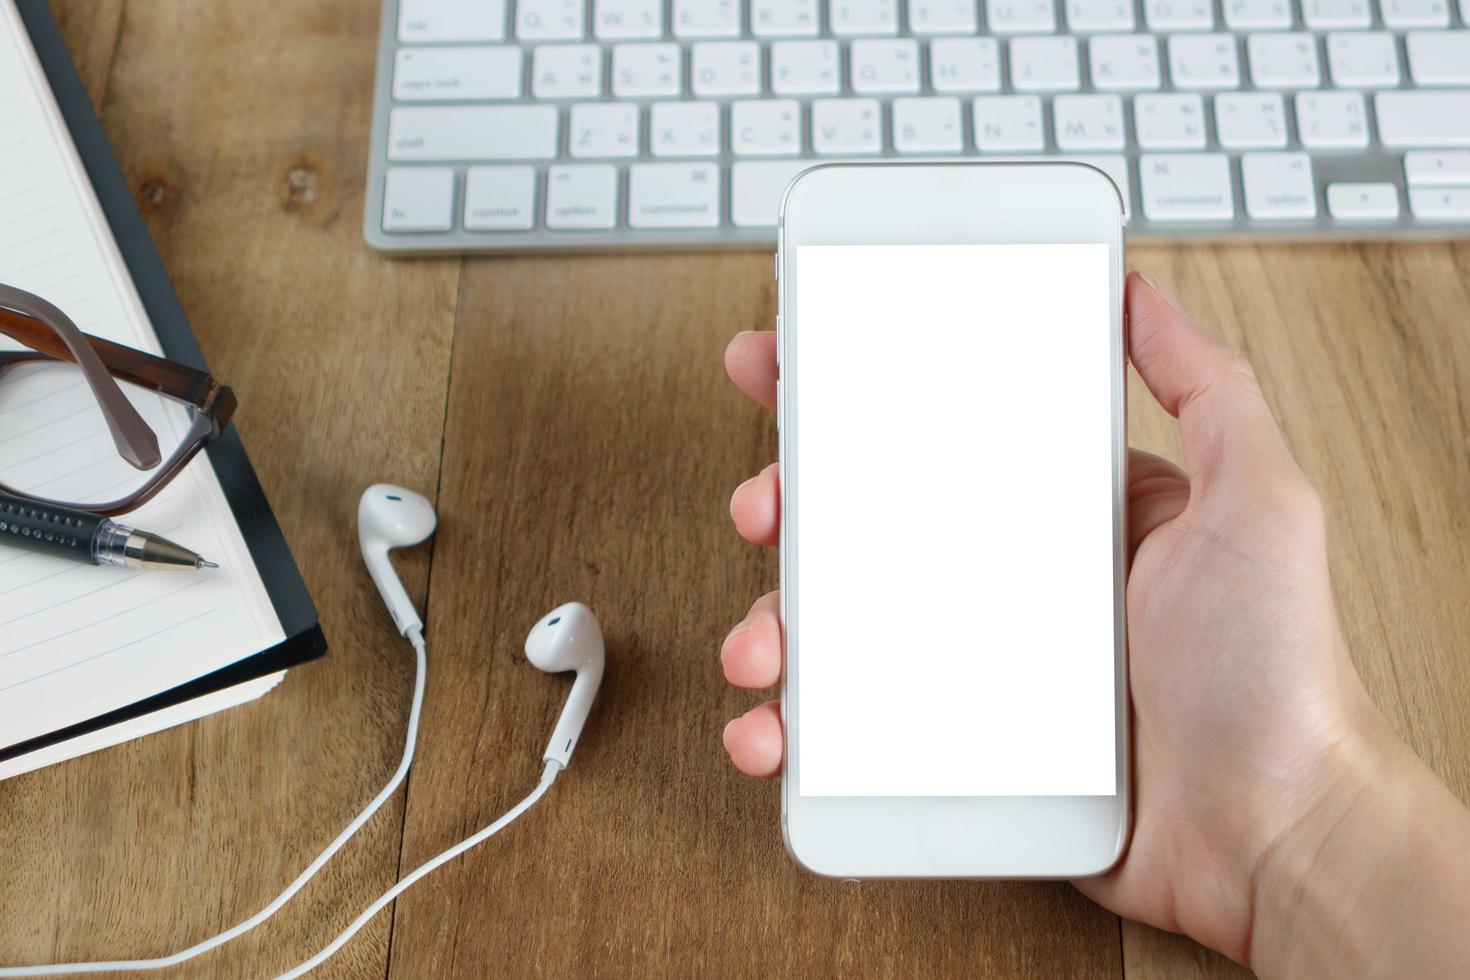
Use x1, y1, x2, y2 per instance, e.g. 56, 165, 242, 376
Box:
793, 243, 1117, 797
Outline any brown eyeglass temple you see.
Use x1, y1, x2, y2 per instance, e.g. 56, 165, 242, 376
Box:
0, 283, 162, 471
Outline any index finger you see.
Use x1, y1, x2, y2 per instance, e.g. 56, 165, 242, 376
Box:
725, 330, 777, 411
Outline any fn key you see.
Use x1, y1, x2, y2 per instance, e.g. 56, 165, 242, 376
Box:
383, 167, 454, 232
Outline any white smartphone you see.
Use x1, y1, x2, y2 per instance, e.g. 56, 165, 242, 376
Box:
776, 162, 1129, 879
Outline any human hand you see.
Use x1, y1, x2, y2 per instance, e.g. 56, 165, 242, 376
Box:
720, 271, 1470, 977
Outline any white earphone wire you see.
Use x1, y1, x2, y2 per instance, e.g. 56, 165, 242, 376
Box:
275, 760, 559, 979
0, 627, 431, 978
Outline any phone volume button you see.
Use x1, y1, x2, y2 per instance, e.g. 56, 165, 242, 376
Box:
776, 378, 783, 432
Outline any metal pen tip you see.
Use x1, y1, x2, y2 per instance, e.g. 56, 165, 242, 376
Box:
198, 558, 219, 569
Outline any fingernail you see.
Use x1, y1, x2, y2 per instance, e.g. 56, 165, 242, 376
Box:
1138, 272, 1186, 315
725, 618, 751, 643
723, 718, 737, 740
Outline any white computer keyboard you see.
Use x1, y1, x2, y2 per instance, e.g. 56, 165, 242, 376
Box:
364, 0, 1470, 252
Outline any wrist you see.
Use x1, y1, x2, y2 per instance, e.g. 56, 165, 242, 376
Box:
1248, 695, 1470, 978
1247, 706, 1391, 977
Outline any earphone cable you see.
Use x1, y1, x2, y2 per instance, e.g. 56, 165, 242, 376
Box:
275, 760, 560, 979
0, 627, 432, 978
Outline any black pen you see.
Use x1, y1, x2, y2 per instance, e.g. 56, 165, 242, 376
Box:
0, 491, 217, 571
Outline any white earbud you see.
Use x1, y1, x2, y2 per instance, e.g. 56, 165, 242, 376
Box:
358, 484, 437, 637
525, 601, 606, 768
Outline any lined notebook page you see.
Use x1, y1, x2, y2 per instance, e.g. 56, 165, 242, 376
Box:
0, 1, 285, 749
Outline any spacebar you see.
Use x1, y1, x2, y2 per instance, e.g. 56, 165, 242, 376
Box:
1374, 90, 1470, 148
387, 106, 559, 161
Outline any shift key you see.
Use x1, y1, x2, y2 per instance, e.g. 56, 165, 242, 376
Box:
388, 106, 558, 161
1374, 91, 1470, 148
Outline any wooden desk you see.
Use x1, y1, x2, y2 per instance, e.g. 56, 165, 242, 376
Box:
3, 3, 1468, 977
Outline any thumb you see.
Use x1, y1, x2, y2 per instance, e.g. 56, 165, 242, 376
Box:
1126, 272, 1302, 505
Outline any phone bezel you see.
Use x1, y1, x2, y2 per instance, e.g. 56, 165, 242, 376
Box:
777, 161, 1130, 879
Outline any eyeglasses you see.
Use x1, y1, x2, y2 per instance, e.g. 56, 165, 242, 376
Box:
0, 283, 236, 517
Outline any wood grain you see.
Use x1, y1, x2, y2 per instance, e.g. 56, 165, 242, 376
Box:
2, 3, 1468, 978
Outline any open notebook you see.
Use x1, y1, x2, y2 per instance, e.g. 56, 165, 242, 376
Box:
0, 0, 325, 779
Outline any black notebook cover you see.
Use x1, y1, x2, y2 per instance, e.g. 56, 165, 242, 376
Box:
1, 0, 328, 762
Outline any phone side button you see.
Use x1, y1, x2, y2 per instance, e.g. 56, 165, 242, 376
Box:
776, 378, 783, 432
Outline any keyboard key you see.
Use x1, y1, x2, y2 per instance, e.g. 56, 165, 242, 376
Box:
832, 0, 901, 34
594, 0, 662, 37
1408, 186, 1470, 220
1326, 182, 1400, 220
570, 103, 641, 158
973, 95, 1045, 151
1302, 0, 1370, 28
1296, 91, 1369, 148
629, 162, 721, 227
851, 39, 922, 93
650, 102, 722, 157
464, 165, 536, 230
1327, 32, 1400, 88
986, 0, 1057, 33
1406, 33, 1470, 87
546, 164, 619, 228
516, 0, 583, 39
674, 0, 742, 37
612, 43, 682, 97
930, 37, 1002, 92
1053, 94, 1126, 149
1223, 0, 1291, 30
1089, 35, 1162, 90
753, 0, 820, 35
1168, 33, 1241, 90
383, 167, 455, 232
732, 160, 816, 225
1381, 0, 1450, 26
532, 45, 602, 99
1214, 92, 1288, 148
908, 0, 980, 33
1248, 33, 1321, 88
772, 40, 842, 94
1404, 151, 1470, 186
392, 47, 522, 102
1067, 0, 1135, 31
1241, 151, 1316, 219
893, 97, 965, 152
1374, 90, 1470, 147
813, 98, 884, 153
399, 0, 506, 42
1144, 0, 1213, 31
387, 106, 558, 160
692, 41, 762, 96
1010, 36, 1081, 91
1140, 153, 1234, 220
732, 100, 803, 155
1134, 93, 1207, 149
